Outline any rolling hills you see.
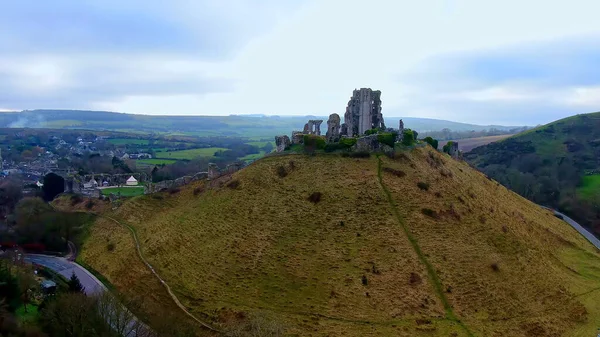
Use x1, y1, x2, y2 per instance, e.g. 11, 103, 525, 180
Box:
74, 146, 600, 336
465, 112, 600, 239
0, 110, 523, 137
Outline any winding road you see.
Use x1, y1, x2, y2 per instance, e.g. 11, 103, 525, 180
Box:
544, 207, 600, 250
24, 254, 106, 295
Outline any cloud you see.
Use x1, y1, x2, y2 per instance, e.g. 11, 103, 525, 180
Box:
2, 0, 600, 126
398, 36, 600, 124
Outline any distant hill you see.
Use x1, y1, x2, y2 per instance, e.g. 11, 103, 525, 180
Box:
74, 147, 600, 336
0, 110, 523, 138
465, 111, 600, 238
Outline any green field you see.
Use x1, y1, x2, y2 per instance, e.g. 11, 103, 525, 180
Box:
108, 138, 150, 145
16, 304, 38, 324
154, 147, 228, 160
245, 141, 274, 147
577, 175, 600, 201
100, 186, 145, 197
137, 158, 177, 165
239, 151, 266, 162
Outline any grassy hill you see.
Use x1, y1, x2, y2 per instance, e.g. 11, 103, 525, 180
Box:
465, 112, 600, 239
76, 147, 600, 336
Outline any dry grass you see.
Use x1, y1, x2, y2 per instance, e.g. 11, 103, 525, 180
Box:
78, 149, 600, 336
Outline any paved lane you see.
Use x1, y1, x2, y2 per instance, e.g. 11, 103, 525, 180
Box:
542, 206, 600, 250
24, 255, 106, 295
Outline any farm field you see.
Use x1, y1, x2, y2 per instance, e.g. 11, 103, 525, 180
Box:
245, 141, 274, 147
239, 151, 266, 162
441, 134, 513, 152
137, 158, 177, 165
100, 186, 145, 197
154, 147, 228, 160
107, 138, 150, 145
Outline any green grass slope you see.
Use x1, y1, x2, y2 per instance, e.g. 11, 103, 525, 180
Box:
80, 148, 600, 336
465, 111, 600, 239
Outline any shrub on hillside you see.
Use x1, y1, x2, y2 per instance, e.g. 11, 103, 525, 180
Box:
308, 192, 322, 204
417, 182, 430, 191
383, 167, 406, 177
85, 199, 94, 210
303, 135, 326, 155
402, 130, 415, 146
151, 194, 164, 200
193, 186, 203, 196
490, 263, 500, 272
339, 137, 357, 148
70, 194, 83, 206
421, 208, 437, 218
226, 180, 240, 189
276, 165, 288, 178
423, 136, 439, 150
324, 143, 346, 153
361, 275, 368, 286
377, 132, 398, 148
168, 187, 181, 194
107, 242, 115, 252
364, 128, 379, 135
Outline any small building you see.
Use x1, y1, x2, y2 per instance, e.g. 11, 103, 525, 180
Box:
126, 176, 138, 186
41, 279, 57, 294
102, 181, 109, 187
83, 178, 99, 189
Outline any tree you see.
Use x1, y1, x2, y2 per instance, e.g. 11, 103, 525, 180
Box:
42, 173, 65, 201
262, 142, 274, 153
423, 137, 439, 150
39, 292, 112, 337
68, 272, 85, 293
16, 269, 37, 313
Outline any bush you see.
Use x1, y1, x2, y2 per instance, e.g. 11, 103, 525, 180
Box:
226, 180, 240, 189
377, 132, 397, 147
383, 167, 406, 177
303, 135, 326, 150
402, 130, 414, 146
308, 192, 322, 204
421, 208, 437, 218
107, 242, 115, 252
168, 188, 181, 195
70, 194, 83, 206
364, 128, 379, 135
85, 199, 94, 210
491, 263, 500, 272
151, 194, 164, 200
423, 137, 439, 150
339, 137, 357, 148
417, 182, 430, 191
324, 143, 346, 153
276, 165, 288, 178
361, 275, 368, 286
193, 186, 203, 196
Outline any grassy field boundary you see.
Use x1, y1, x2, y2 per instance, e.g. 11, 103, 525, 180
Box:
376, 156, 474, 337
100, 214, 221, 333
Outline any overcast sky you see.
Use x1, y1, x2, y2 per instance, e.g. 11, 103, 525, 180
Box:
1, 0, 599, 125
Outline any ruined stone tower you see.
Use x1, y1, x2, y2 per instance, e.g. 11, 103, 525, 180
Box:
326, 113, 341, 142
342, 88, 385, 137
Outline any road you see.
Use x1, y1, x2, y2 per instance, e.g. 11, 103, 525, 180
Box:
543, 207, 600, 250
23, 254, 106, 295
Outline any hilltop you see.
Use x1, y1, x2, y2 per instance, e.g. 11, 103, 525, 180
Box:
75, 147, 600, 336
465, 112, 600, 239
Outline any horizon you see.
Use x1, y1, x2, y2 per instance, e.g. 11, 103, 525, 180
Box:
2, 1, 600, 125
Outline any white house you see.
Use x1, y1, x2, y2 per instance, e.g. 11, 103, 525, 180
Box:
126, 176, 138, 186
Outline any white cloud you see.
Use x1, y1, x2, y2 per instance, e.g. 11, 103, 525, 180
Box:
563, 86, 600, 107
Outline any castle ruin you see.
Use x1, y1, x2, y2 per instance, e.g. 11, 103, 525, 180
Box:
342, 88, 385, 137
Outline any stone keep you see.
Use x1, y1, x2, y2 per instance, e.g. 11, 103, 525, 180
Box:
343, 88, 385, 136
448, 142, 459, 159
275, 135, 291, 152
325, 113, 341, 143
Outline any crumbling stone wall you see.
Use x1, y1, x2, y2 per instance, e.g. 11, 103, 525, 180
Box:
343, 88, 385, 136
326, 113, 341, 143
275, 135, 291, 152
291, 131, 303, 145
303, 120, 323, 135
351, 134, 393, 153
448, 142, 459, 159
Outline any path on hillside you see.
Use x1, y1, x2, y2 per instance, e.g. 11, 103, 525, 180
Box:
100, 215, 220, 333
541, 207, 600, 250
376, 157, 475, 337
